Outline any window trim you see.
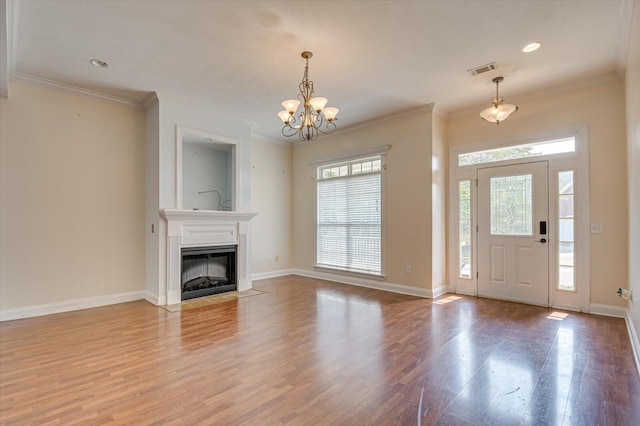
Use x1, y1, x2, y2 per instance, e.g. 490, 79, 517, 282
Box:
311, 145, 390, 279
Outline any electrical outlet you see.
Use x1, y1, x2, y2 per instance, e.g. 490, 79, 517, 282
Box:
275, 255, 279, 262
268, 256, 273, 263
404, 265, 411, 274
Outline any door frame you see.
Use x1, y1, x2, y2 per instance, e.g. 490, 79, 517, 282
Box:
448, 125, 591, 312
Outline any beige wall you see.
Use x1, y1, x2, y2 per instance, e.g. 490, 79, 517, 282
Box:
625, 2, 640, 339
448, 79, 628, 307
292, 108, 439, 291
0, 81, 146, 310
251, 139, 293, 274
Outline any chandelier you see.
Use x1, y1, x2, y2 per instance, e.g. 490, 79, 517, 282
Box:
278, 51, 339, 141
479, 76, 518, 125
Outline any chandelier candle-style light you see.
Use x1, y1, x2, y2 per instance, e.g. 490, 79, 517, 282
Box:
480, 76, 518, 125
278, 51, 339, 141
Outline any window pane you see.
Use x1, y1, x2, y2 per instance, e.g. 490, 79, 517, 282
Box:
559, 243, 574, 266
558, 266, 574, 291
459, 258, 471, 278
458, 180, 472, 279
459, 180, 470, 219
559, 195, 574, 218
459, 137, 575, 166
559, 219, 574, 241
490, 174, 533, 235
352, 164, 362, 174
557, 170, 575, 291
558, 171, 574, 194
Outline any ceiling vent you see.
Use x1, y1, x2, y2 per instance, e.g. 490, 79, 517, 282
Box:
468, 62, 496, 76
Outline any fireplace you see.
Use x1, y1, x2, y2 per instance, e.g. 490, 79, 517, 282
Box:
181, 245, 237, 300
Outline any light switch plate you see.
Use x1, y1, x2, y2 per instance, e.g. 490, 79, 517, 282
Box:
590, 222, 603, 234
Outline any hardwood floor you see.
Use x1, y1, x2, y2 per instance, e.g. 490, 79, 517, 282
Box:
1, 275, 639, 425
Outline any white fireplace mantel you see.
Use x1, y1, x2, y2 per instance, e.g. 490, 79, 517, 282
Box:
160, 209, 258, 305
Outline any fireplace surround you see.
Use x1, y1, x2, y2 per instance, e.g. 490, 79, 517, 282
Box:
161, 209, 257, 305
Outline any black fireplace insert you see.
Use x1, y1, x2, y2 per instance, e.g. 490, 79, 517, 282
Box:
181, 245, 237, 300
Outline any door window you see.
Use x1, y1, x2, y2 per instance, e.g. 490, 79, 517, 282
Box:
490, 174, 533, 236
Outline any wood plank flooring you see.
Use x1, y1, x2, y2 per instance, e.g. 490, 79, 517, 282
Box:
1, 275, 639, 425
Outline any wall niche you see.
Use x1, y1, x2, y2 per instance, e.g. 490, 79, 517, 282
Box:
178, 127, 236, 211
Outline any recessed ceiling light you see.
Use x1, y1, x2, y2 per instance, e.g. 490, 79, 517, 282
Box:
90, 58, 108, 68
522, 42, 541, 53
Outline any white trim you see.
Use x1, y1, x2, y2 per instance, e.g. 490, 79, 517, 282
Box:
251, 269, 297, 281
291, 268, 435, 298
143, 291, 162, 306
251, 133, 292, 146
625, 308, 640, 377
550, 302, 581, 312
142, 92, 159, 110
449, 124, 590, 311
10, 72, 145, 110
616, 0, 635, 78
0, 291, 147, 322
160, 209, 258, 224
294, 104, 434, 147
589, 303, 627, 318
175, 126, 240, 211
309, 144, 391, 167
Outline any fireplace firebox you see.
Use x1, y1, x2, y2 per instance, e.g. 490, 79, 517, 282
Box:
181, 245, 237, 300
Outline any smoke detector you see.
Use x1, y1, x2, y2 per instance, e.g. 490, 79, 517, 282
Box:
467, 62, 496, 76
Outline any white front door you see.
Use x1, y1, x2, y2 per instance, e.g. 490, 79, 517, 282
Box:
477, 161, 549, 306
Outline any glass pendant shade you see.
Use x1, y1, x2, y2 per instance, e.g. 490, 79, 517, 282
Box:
480, 102, 518, 124
322, 107, 339, 121
480, 76, 518, 125
282, 99, 300, 114
309, 97, 328, 112
278, 110, 291, 124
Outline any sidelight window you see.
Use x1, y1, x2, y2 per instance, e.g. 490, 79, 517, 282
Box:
557, 170, 575, 291
459, 180, 472, 278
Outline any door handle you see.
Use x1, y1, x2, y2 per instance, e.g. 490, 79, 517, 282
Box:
535, 238, 547, 243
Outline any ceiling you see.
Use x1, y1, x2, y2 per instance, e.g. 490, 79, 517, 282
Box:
2, 0, 634, 142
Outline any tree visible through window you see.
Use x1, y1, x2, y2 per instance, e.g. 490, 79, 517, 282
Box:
316, 156, 383, 275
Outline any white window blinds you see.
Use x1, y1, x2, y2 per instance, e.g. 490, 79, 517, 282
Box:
316, 156, 382, 275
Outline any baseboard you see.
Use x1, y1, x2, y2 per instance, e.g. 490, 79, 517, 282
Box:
143, 291, 162, 306
290, 268, 437, 298
589, 303, 627, 318
0, 291, 146, 322
431, 284, 450, 298
624, 308, 640, 377
251, 269, 297, 281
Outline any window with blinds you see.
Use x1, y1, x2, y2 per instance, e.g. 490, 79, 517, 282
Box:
316, 156, 383, 275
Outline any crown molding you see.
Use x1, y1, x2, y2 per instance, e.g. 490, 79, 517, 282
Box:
11, 72, 146, 110
251, 133, 292, 146
142, 92, 159, 110
616, 0, 635, 78
293, 103, 436, 147
155, 92, 255, 128
448, 71, 622, 120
